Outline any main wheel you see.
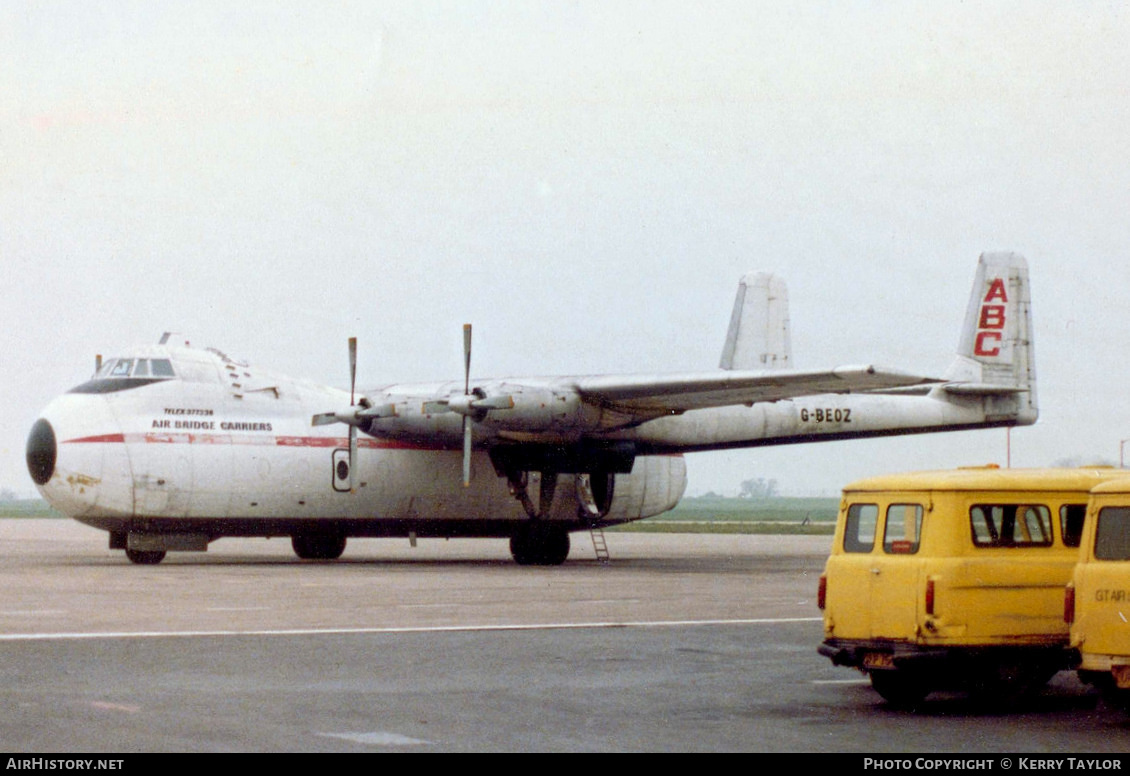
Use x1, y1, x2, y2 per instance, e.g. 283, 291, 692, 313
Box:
869, 670, 929, 709
509, 525, 570, 566
291, 533, 347, 560
125, 548, 167, 565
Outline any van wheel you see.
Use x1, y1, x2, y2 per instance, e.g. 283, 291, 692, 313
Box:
1101, 687, 1130, 712
968, 663, 1056, 707
869, 671, 929, 709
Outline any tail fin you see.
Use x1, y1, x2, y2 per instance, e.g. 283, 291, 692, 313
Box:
719, 273, 792, 370
941, 252, 1037, 424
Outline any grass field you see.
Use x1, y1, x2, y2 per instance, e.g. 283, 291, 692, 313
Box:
610, 495, 838, 534
0, 496, 839, 534
0, 500, 64, 518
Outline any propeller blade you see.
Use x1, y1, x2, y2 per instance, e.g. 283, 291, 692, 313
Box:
356, 403, 397, 420
348, 336, 358, 407
462, 323, 473, 485
349, 424, 358, 493
313, 403, 396, 427
473, 394, 514, 411
462, 323, 472, 396
462, 415, 472, 487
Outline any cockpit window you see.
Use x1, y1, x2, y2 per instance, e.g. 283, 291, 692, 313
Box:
72, 357, 177, 394
109, 359, 133, 377
97, 358, 175, 379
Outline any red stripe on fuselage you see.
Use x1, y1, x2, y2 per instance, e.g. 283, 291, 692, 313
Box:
62, 433, 446, 450
61, 434, 126, 444
274, 435, 341, 447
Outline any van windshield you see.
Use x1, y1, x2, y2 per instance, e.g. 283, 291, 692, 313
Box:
1095, 507, 1130, 560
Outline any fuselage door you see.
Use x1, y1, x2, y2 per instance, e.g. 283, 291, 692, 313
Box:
331, 448, 352, 492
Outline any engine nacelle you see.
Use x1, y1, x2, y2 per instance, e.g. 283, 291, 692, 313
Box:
603, 455, 687, 524
472, 384, 599, 432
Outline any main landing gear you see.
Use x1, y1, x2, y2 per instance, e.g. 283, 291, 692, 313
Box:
510, 523, 571, 566
502, 470, 614, 566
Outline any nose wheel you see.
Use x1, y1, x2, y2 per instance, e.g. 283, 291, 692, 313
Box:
125, 548, 167, 565
291, 532, 347, 560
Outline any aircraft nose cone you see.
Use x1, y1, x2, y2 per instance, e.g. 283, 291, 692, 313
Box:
26, 418, 57, 485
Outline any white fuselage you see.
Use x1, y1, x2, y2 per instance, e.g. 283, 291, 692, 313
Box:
27, 254, 1036, 563
30, 325, 1030, 542
31, 346, 687, 537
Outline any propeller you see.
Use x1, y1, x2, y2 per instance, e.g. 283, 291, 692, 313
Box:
416, 325, 515, 486
310, 337, 397, 494
453, 324, 521, 486
415, 325, 484, 486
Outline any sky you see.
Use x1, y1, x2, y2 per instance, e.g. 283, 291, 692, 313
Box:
3, 1, 1129, 497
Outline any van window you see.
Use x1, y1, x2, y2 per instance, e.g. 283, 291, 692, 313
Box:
969, 504, 1053, 548
843, 503, 878, 553
1094, 507, 1130, 560
884, 504, 924, 554
1060, 504, 1087, 548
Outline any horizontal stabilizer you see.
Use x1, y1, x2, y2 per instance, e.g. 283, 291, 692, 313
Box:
941, 383, 1029, 396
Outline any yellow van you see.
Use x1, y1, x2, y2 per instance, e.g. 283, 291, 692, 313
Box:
1066, 477, 1130, 709
818, 466, 1122, 707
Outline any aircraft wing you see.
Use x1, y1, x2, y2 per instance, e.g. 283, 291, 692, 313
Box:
572, 365, 941, 415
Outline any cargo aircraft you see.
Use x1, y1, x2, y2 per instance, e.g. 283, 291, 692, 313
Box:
26, 253, 1036, 565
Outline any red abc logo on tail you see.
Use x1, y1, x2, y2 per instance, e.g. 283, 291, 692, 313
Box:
974, 277, 1007, 357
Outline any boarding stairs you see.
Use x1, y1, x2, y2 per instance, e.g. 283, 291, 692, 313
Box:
589, 526, 610, 564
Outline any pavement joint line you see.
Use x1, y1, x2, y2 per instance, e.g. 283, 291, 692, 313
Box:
0, 616, 822, 641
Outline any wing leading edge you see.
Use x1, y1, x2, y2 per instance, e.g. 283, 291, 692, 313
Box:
571, 366, 942, 416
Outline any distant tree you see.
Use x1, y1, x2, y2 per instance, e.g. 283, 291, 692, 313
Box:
738, 477, 779, 499
1053, 456, 1117, 468
0, 488, 16, 502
